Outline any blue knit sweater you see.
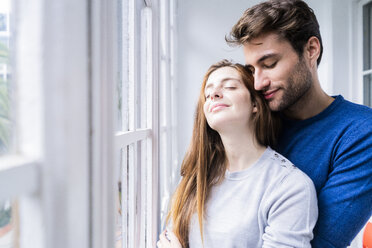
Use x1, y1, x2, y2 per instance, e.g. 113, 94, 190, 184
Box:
277, 95, 372, 248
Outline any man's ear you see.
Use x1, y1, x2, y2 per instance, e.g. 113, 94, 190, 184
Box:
305, 36, 321, 68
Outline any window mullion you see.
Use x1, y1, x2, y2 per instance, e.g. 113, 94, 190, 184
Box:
115, 128, 151, 149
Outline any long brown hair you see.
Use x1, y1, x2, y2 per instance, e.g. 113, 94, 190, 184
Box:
167, 60, 281, 247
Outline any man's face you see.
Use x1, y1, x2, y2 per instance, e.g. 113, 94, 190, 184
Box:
243, 33, 312, 112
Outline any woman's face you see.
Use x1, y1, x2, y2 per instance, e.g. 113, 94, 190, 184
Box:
203, 66, 257, 132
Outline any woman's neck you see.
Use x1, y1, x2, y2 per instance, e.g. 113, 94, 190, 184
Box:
219, 128, 266, 172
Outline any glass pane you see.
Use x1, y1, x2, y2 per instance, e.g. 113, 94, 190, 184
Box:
117, 0, 130, 132
0, 200, 18, 248
127, 0, 135, 132
138, 7, 152, 130
363, 2, 372, 70
117, 147, 128, 248
0, 0, 13, 156
115, 150, 123, 248
364, 74, 372, 107
138, 139, 146, 248
116, 3, 123, 133
128, 142, 136, 248
115, 179, 122, 248
116, 139, 149, 248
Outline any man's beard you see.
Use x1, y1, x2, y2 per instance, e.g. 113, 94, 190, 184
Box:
269, 58, 313, 112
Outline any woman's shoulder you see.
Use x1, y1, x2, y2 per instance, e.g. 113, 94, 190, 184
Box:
264, 147, 315, 191
265, 147, 296, 170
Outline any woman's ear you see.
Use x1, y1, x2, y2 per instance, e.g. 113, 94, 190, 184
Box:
252, 102, 258, 113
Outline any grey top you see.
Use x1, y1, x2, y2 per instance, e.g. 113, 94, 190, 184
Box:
188, 147, 318, 248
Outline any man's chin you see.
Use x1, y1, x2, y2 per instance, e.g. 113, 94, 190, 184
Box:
268, 100, 285, 112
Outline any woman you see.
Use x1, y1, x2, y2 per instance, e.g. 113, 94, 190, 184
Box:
157, 60, 317, 248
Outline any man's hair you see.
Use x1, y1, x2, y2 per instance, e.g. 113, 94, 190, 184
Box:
226, 0, 323, 65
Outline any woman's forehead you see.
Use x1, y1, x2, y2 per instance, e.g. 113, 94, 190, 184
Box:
206, 67, 241, 87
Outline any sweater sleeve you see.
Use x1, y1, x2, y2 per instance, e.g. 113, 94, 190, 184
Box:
311, 117, 372, 248
262, 169, 318, 248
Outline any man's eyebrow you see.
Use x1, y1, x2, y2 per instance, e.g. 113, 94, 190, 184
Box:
245, 53, 279, 69
257, 53, 279, 63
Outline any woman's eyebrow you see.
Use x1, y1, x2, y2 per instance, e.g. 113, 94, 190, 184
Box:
205, 77, 240, 91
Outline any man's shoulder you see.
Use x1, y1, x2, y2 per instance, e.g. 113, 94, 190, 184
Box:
309, 95, 372, 130
333, 95, 372, 121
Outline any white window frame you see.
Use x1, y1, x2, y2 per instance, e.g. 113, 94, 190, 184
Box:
89, 0, 117, 247
361, 0, 372, 106
351, 0, 372, 105
158, 0, 179, 233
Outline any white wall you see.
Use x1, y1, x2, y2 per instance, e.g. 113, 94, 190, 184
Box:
175, 0, 354, 161
176, 0, 259, 161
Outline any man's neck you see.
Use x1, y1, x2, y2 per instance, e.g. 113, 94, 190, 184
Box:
283, 82, 334, 120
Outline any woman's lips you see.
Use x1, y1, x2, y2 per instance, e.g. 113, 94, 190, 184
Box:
210, 103, 229, 112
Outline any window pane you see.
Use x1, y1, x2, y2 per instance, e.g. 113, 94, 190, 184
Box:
138, 7, 152, 130
363, 2, 372, 71
115, 182, 121, 248
0, 0, 12, 156
0, 200, 18, 248
117, 0, 130, 132
115, 152, 123, 248
364, 74, 372, 107
138, 139, 147, 248
116, 146, 128, 248
117, 140, 149, 248
116, 0, 122, 132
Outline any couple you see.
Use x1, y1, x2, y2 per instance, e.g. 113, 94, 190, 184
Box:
158, 0, 372, 247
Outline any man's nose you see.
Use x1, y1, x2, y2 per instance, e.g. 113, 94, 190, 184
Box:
254, 70, 270, 91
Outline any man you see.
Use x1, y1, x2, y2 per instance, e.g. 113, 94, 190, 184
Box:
227, 0, 372, 247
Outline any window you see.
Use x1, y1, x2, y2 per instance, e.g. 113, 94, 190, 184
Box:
114, 0, 177, 247
363, 1, 372, 107
0, 0, 11, 156
0, 0, 42, 247
0, 0, 178, 247
115, 1, 155, 247
0, 2, 14, 244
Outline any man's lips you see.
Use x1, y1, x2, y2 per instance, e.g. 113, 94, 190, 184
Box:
210, 103, 229, 112
263, 89, 279, 100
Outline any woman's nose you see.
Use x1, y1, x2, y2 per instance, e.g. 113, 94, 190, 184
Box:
211, 89, 223, 100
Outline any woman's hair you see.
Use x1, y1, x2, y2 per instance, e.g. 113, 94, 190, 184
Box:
226, 0, 323, 65
166, 60, 281, 247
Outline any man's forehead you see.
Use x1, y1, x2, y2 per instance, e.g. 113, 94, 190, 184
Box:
246, 32, 285, 45
243, 35, 289, 63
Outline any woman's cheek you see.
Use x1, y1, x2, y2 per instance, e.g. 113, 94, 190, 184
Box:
203, 102, 209, 115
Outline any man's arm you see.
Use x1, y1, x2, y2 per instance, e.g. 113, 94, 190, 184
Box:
311, 118, 372, 248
